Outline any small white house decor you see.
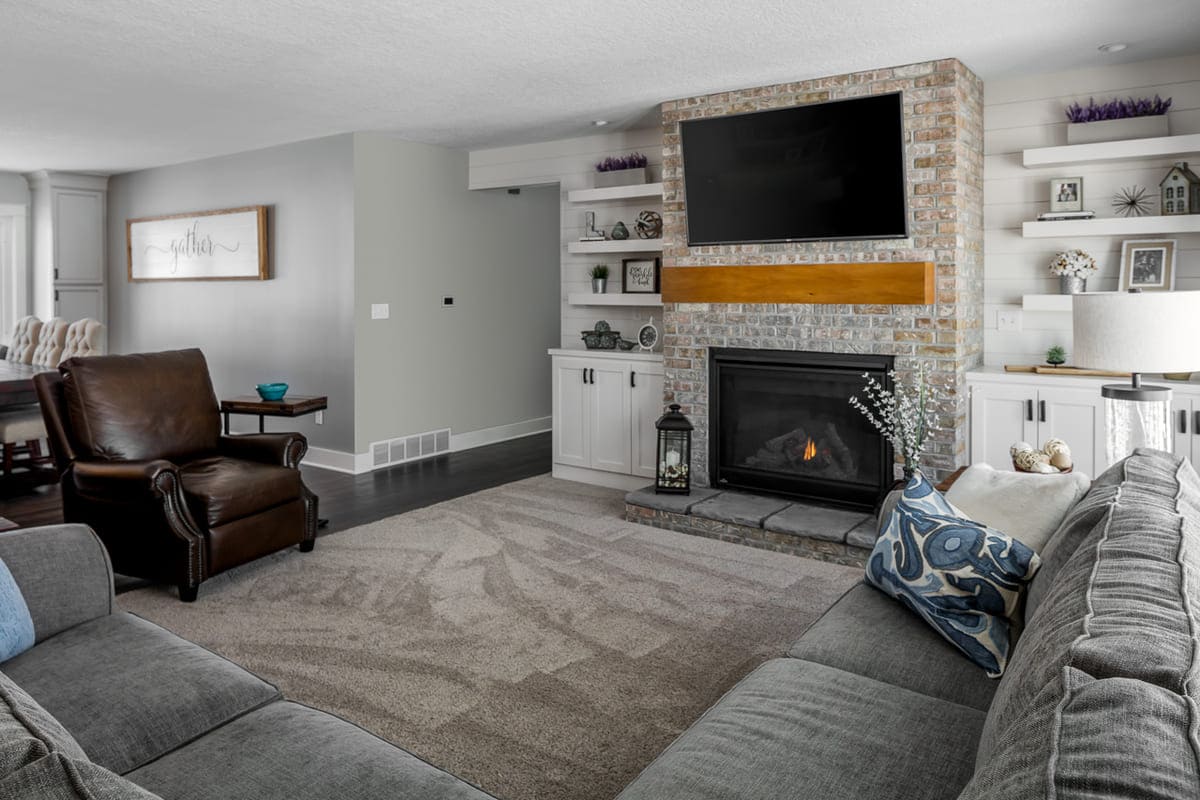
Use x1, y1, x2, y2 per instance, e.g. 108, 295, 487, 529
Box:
1160, 162, 1200, 216
1049, 249, 1098, 295
128, 206, 268, 281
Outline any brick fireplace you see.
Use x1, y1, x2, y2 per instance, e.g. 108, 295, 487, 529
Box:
659, 58, 984, 486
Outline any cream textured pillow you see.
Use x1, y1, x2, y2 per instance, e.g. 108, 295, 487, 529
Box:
945, 464, 1091, 553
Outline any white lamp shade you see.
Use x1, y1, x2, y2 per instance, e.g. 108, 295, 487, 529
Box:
1072, 291, 1200, 373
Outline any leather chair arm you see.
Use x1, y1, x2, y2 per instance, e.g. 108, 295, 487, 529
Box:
218, 433, 307, 469
72, 459, 181, 500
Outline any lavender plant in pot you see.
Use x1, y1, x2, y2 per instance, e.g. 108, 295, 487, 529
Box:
594, 152, 649, 189
1065, 95, 1172, 144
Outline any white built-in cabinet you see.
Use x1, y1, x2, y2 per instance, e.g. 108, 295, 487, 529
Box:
26, 171, 108, 334
1171, 397, 1200, 464
968, 371, 1107, 476
551, 349, 664, 491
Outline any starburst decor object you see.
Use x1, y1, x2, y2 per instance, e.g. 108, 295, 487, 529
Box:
1112, 185, 1152, 217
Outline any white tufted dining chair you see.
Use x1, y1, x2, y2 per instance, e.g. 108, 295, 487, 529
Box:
60, 318, 105, 363
4, 316, 43, 364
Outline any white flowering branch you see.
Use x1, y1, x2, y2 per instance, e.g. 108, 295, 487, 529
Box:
848, 363, 940, 473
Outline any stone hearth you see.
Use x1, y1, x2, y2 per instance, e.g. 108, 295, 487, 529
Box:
625, 487, 875, 567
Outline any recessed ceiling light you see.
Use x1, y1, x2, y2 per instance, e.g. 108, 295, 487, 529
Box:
591, 120, 609, 127
1098, 42, 1127, 53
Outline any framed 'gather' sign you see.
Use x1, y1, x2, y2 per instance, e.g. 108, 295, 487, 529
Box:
127, 206, 269, 281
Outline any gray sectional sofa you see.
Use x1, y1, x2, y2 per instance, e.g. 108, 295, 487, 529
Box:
4, 448, 1197, 799
617, 448, 1200, 799
0, 524, 495, 799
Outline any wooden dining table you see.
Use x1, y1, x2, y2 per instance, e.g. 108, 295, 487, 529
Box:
0, 361, 55, 411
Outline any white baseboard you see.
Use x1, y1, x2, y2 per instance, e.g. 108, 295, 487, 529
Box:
552, 464, 652, 492
450, 416, 551, 452
305, 417, 551, 475
303, 446, 359, 474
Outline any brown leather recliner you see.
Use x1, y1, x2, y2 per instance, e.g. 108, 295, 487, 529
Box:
34, 348, 317, 601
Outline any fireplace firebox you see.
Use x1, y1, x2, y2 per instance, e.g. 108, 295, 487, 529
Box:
709, 348, 894, 508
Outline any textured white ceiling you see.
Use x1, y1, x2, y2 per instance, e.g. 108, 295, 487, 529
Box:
1, 0, 1197, 173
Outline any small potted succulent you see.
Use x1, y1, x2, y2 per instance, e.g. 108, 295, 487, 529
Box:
1045, 345, 1066, 366
594, 152, 649, 188
590, 264, 609, 293
1065, 95, 1172, 144
1049, 249, 1097, 294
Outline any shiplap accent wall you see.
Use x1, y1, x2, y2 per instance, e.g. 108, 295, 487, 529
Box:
468, 129, 663, 349
984, 53, 1200, 367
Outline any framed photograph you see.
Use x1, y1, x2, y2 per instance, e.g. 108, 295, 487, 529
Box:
1049, 177, 1084, 213
127, 206, 268, 282
1119, 239, 1177, 292
622, 257, 660, 294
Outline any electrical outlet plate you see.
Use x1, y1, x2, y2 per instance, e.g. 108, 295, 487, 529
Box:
997, 309, 1021, 332
371, 303, 389, 320
314, 411, 323, 425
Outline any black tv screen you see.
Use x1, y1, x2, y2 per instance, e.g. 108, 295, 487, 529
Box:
680, 92, 908, 245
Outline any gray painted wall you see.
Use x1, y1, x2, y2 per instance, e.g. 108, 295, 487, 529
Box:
106, 135, 356, 452
353, 133, 559, 453
0, 173, 29, 205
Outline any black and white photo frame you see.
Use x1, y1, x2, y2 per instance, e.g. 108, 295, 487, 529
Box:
1049, 177, 1084, 213
1119, 238, 1176, 292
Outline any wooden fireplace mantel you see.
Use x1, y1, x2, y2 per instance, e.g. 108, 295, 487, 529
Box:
660, 261, 935, 305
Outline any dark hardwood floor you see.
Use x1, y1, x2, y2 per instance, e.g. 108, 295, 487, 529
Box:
0, 432, 552, 533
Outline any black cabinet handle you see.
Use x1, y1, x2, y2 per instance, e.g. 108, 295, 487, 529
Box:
1179, 409, 1189, 434
1194, 410, 1200, 435
1025, 399, 1034, 422
1038, 400, 1046, 423
589, 368, 595, 384
631, 370, 636, 388
582, 369, 587, 385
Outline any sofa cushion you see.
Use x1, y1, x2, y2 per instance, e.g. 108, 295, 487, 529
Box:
0, 612, 280, 775
961, 668, 1200, 799
0, 671, 88, 777
179, 456, 303, 527
866, 472, 1040, 676
0, 751, 162, 799
788, 582, 998, 711
615, 658, 985, 800
944, 463, 1091, 552
61, 349, 220, 463
0, 556, 35, 661
127, 701, 495, 800
975, 449, 1200, 767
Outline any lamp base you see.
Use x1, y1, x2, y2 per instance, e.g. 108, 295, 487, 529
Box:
1101, 378, 1171, 465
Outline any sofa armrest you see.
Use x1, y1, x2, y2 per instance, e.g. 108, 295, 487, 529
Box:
72, 459, 181, 501
0, 524, 113, 643
218, 433, 307, 469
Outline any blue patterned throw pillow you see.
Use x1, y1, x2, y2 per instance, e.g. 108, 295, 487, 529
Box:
0, 556, 34, 662
866, 472, 1041, 677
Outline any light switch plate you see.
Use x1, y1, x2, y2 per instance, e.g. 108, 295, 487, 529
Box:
997, 309, 1021, 332
371, 303, 389, 320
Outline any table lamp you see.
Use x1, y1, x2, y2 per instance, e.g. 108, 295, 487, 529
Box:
1073, 290, 1200, 465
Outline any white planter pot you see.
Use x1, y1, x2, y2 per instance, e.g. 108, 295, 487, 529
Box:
1066, 116, 1169, 145
594, 167, 648, 188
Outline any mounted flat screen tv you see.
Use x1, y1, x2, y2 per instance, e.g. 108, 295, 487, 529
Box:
680, 92, 908, 245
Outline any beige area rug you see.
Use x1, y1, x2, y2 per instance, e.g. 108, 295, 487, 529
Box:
119, 475, 862, 800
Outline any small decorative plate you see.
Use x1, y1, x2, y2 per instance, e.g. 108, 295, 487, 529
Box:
637, 317, 658, 351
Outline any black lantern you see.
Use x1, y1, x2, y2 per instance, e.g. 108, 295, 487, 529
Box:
655, 404, 693, 494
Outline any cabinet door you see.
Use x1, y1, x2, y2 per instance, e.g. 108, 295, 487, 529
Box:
1037, 387, 1105, 476
630, 363, 665, 478
552, 359, 590, 468
970, 384, 1036, 469
54, 285, 104, 326
588, 363, 632, 474
53, 189, 105, 283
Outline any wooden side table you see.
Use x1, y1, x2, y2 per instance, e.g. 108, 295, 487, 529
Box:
220, 395, 328, 435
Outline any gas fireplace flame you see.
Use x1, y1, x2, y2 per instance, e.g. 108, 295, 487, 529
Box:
803, 437, 817, 461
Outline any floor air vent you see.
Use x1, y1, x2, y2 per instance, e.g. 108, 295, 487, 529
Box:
367, 427, 452, 470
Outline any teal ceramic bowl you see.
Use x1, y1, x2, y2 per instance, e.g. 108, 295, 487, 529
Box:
255, 383, 288, 401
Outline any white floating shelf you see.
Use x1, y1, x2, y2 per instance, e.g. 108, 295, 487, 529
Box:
567, 182, 664, 203
1021, 215, 1200, 238
1022, 133, 1200, 169
568, 293, 663, 307
567, 239, 664, 254
1022, 294, 1075, 312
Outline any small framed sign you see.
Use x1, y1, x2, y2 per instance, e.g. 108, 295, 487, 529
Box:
622, 257, 660, 294
127, 206, 268, 282
1049, 177, 1084, 213
1119, 238, 1176, 292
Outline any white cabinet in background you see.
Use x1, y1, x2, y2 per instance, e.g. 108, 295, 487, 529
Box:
1171, 398, 1200, 463
52, 188, 105, 284
551, 350, 664, 490
27, 172, 108, 326
968, 376, 1104, 476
